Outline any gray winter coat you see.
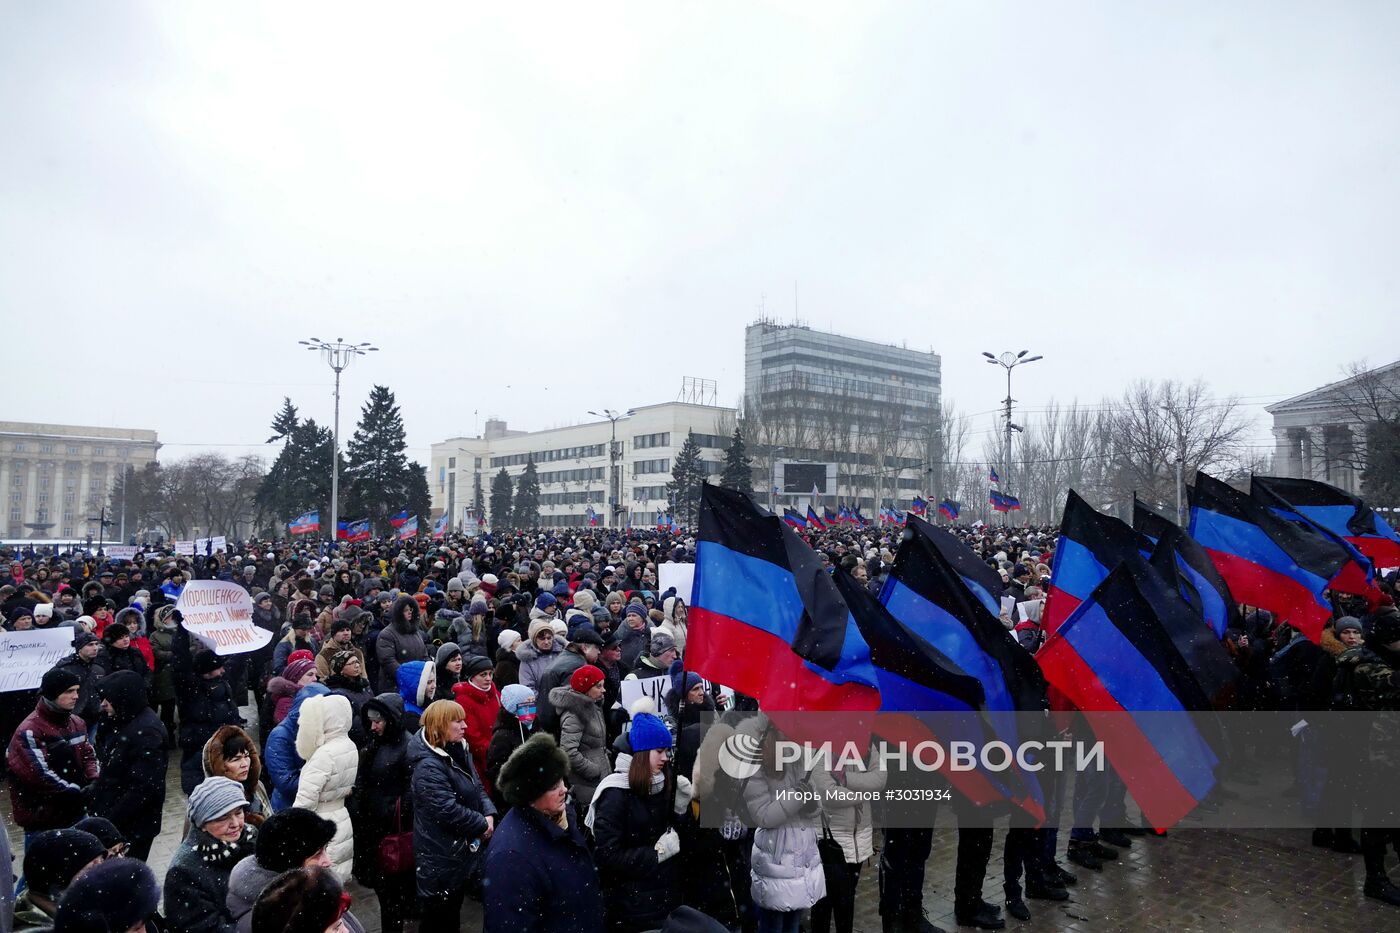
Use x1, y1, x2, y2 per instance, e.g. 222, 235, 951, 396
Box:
515, 638, 565, 693
549, 685, 609, 806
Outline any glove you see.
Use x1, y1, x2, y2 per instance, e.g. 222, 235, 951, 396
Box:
674, 775, 694, 815
654, 828, 681, 863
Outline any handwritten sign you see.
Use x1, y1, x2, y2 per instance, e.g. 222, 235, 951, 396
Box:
657, 563, 695, 604
0, 628, 73, 693
173, 536, 228, 556
619, 672, 733, 712
103, 545, 139, 560
175, 580, 272, 656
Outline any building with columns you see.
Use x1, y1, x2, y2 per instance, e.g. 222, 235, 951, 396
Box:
1266, 360, 1400, 495
0, 422, 160, 541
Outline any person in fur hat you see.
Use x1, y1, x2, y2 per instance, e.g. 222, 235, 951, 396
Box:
485, 733, 604, 933
203, 725, 272, 827
54, 855, 162, 933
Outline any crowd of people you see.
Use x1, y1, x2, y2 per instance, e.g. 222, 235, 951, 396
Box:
0, 519, 1398, 933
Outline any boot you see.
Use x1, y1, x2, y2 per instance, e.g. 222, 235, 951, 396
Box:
1364, 876, 1400, 907
1004, 896, 1030, 922
897, 909, 946, 933
1085, 840, 1119, 861
1066, 842, 1102, 871
953, 903, 1005, 930
1098, 829, 1132, 848
1025, 878, 1069, 901
1047, 862, 1078, 887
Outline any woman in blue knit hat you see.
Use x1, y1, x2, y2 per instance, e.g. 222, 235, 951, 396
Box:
585, 712, 693, 933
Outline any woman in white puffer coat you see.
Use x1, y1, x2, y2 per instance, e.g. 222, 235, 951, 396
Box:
293, 692, 359, 880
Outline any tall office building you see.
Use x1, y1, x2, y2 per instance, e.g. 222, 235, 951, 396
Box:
743, 321, 942, 512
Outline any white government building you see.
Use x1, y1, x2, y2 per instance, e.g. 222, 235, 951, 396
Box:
1267, 359, 1400, 497
429, 402, 739, 529
1, 421, 161, 542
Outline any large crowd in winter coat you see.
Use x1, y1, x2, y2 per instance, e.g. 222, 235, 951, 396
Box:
2, 521, 1399, 933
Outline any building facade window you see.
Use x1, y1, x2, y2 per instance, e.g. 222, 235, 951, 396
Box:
92, 447, 105, 456
633, 432, 670, 449
67, 445, 79, 455
632, 459, 669, 476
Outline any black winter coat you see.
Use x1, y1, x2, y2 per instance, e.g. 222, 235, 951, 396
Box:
483, 804, 605, 933
406, 731, 496, 897
592, 781, 681, 933
535, 648, 588, 736
98, 644, 152, 691
89, 671, 168, 844
163, 826, 258, 933
353, 693, 414, 887
484, 708, 531, 812
53, 653, 106, 723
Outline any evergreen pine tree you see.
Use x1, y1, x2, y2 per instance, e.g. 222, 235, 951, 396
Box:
266, 397, 300, 444
345, 385, 411, 531
404, 461, 432, 531
666, 431, 705, 526
720, 426, 755, 497
489, 468, 514, 530
514, 460, 541, 528
258, 417, 337, 526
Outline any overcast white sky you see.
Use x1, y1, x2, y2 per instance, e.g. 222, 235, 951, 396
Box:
3, 2, 1397, 466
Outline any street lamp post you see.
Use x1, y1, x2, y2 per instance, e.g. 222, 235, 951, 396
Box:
1161, 404, 1186, 526
982, 350, 1043, 517
768, 447, 787, 513
588, 409, 634, 527
301, 338, 378, 543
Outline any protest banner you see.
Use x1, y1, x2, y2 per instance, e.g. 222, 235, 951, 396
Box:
102, 545, 139, 560
175, 580, 272, 656
0, 628, 74, 692
619, 671, 733, 712
657, 562, 695, 604
173, 536, 228, 556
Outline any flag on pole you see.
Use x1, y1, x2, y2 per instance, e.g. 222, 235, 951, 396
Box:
910, 496, 928, 516
806, 505, 826, 530
343, 519, 371, 543
388, 510, 410, 528
586, 505, 600, 527
288, 511, 320, 535
397, 516, 419, 540
432, 514, 449, 539
782, 507, 807, 529
989, 467, 1000, 484
938, 499, 961, 521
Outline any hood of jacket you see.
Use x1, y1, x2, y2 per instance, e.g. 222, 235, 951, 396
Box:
390, 594, 422, 635
515, 640, 557, 664
267, 676, 299, 702
295, 693, 353, 760
396, 659, 434, 715
96, 669, 148, 725
202, 724, 264, 796
548, 684, 601, 718
282, 683, 332, 734
113, 605, 146, 637
362, 691, 407, 741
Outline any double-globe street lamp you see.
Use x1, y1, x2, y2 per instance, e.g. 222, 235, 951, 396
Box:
982, 350, 1043, 514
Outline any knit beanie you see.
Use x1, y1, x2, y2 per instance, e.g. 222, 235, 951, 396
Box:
193, 649, 225, 676
54, 855, 161, 933
535, 592, 557, 611
527, 619, 554, 641
628, 712, 673, 753
1335, 616, 1363, 636
668, 659, 701, 697
255, 808, 338, 872
41, 667, 82, 702
497, 629, 522, 652
572, 589, 596, 613
286, 648, 315, 665
463, 655, 495, 678
330, 650, 359, 675
188, 776, 247, 827
470, 596, 489, 616
500, 683, 535, 715
283, 657, 316, 683
34, 602, 54, 620
570, 664, 605, 693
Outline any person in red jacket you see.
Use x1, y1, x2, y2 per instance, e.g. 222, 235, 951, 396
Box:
453, 654, 501, 794
5, 667, 100, 843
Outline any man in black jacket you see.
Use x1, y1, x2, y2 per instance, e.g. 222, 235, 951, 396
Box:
89, 670, 168, 860
534, 628, 604, 736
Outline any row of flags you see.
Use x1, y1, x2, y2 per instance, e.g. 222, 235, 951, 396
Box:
686, 475, 1400, 830
989, 490, 1022, 512
287, 510, 451, 541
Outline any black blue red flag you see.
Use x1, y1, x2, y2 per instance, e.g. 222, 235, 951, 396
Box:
1189, 472, 1349, 643
1251, 476, 1392, 603
388, 510, 410, 528
877, 517, 1047, 818
689, 484, 881, 712
1041, 490, 1141, 635
1134, 499, 1239, 639
1037, 559, 1229, 828
781, 507, 807, 529
806, 504, 826, 530
1249, 477, 1400, 567
938, 498, 960, 521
